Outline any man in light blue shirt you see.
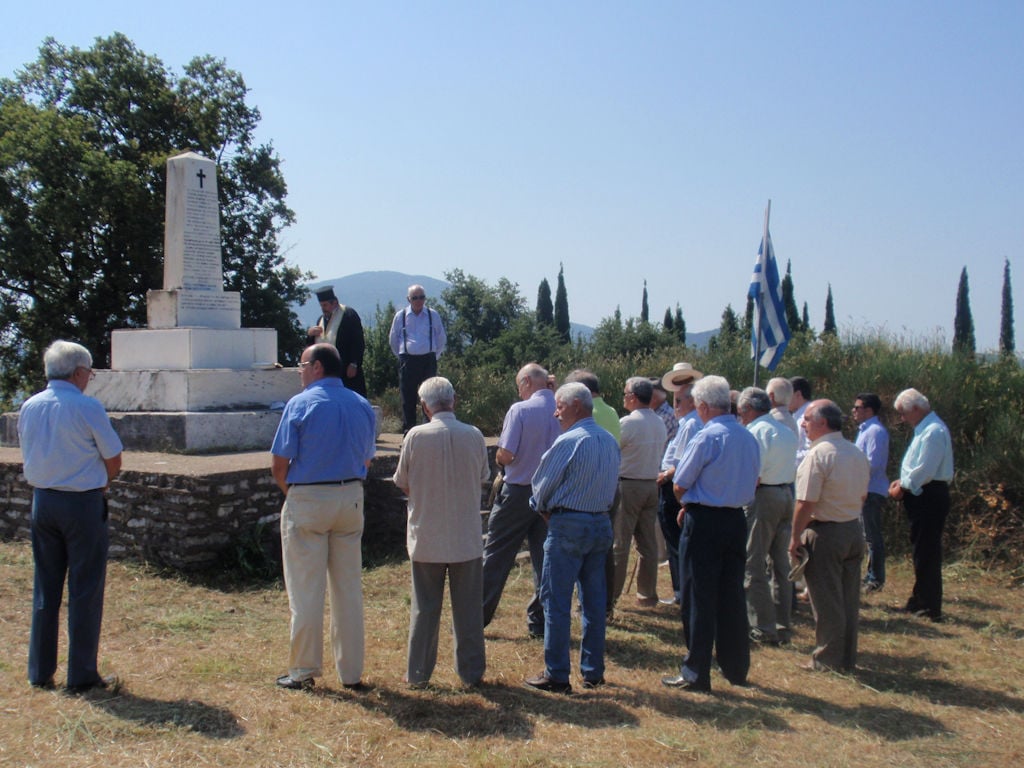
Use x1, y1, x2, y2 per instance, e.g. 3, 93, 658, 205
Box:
19, 340, 123, 693
663, 376, 759, 693
389, 285, 447, 433
525, 383, 620, 694
738, 387, 798, 646
888, 388, 954, 622
852, 393, 890, 592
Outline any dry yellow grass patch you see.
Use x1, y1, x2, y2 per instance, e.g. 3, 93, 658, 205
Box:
1, 540, 1022, 767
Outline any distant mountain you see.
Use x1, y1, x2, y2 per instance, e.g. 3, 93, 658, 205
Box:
294, 270, 715, 347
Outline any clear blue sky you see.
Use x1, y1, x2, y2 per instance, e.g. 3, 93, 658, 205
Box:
5, 2, 1022, 349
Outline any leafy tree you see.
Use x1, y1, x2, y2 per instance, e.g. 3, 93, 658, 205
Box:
363, 301, 399, 396
0, 34, 309, 399
674, 304, 686, 345
640, 280, 649, 324
1000, 258, 1015, 357
662, 307, 673, 332
709, 304, 741, 351
554, 262, 570, 343
801, 301, 811, 332
536, 277, 553, 327
822, 283, 837, 337
781, 259, 802, 333
743, 294, 754, 339
437, 268, 526, 357
953, 266, 976, 357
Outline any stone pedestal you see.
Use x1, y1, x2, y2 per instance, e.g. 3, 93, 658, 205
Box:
110, 328, 279, 370
90, 368, 299, 411
147, 289, 241, 329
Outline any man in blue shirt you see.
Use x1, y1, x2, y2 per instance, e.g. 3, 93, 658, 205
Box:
482, 363, 561, 637
19, 340, 123, 693
888, 388, 954, 622
663, 375, 759, 693
524, 383, 620, 694
852, 393, 890, 592
271, 343, 377, 690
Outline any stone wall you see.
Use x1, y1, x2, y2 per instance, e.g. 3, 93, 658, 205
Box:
0, 447, 496, 572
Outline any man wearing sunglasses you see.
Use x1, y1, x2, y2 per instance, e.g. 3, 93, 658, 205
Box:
389, 285, 447, 433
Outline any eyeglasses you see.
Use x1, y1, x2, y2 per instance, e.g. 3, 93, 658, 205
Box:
409, 295, 426, 301
623, 391, 634, 397
851, 405, 866, 410
75, 366, 96, 380
298, 361, 314, 368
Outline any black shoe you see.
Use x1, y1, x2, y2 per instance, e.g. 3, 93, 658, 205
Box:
528, 628, 545, 640
661, 674, 710, 692
581, 677, 605, 690
524, 673, 572, 694
276, 674, 314, 690
342, 681, 369, 692
66, 674, 119, 695
30, 677, 55, 690
749, 628, 781, 647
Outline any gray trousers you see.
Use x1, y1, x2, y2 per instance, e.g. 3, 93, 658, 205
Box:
802, 519, 865, 670
408, 558, 486, 686
612, 479, 661, 603
744, 485, 793, 641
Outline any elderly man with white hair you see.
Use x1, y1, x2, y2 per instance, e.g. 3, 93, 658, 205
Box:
389, 284, 447, 433
393, 376, 491, 687
888, 388, 954, 622
766, 377, 799, 435
525, 383, 620, 694
663, 375, 760, 693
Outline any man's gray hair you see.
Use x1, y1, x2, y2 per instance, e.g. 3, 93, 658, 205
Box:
812, 400, 844, 431
625, 376, 653, 405
43, 340, 92, 380
519, 362, 549, 386
691, 375, 731, 411
555, 382, 593, 412
418, 376, 455, 412
766, 377, 793, 406
738, 387, 771, 415
894, 388, 930, 413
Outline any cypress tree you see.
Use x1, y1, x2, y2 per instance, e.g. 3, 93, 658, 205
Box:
781, 260, 801, 332
663, 307, 673, 331
822, 284, 837, 337
801, 302, 810, 332
640, 280, 649, 324
536, 278, 554, 327
953, 266, 976, 357
743, 294, 755, 338
675, 305, 686, 345
1000, 258, 1015, 357
554, 262, 571, 343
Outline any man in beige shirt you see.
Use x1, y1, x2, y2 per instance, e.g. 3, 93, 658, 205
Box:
393, 377, 491, 688
790, 400, 869, 672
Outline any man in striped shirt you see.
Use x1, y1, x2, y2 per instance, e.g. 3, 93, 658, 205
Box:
524, 383, 621, 694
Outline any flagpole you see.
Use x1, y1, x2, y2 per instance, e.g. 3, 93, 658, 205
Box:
753, 200, 771, 387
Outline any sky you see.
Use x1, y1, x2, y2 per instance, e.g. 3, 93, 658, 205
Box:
4, 2, 1023, 350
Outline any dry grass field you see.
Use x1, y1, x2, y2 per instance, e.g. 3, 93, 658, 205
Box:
1, 539, 1022, 768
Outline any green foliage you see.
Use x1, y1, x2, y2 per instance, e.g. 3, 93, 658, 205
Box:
801, 301, 810, 332
363, 301, 399, 397
674, 305, 686, 345
1000, 258, 1014, 357
953, 266, 976, 358
554, 263, 570, 344
0, 34, 309, 398
640, 280, 649, 324
437, 269, 526, 356
536, 277, 553, 327
662, 307, 673, 331
781, 259, 802, 333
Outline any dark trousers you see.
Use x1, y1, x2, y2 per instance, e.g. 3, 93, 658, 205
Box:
677, 504, 750, 689
657, 482, 682, 598
398, 354, 437, 432
29, 488, 109, 688
482, 483, 546, 633
904, 481, 950, 618
861, 492, 886, 585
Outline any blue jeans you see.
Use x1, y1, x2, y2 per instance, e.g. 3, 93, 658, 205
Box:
541, 512, 613, 683
861, 492, 886, 585
29, 488, 109, 688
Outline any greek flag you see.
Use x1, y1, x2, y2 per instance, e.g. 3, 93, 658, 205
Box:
748, 228, 790, 370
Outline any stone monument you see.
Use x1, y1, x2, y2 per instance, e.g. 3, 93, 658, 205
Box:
85, 151, 301, 451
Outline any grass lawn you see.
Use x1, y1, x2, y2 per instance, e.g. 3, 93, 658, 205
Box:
1, 539, 1022, 767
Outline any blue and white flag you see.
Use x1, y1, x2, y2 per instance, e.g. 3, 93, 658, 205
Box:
748, 229, 790, 370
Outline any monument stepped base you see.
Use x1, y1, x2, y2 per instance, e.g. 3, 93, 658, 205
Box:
90, 368, 301, 411
111, 327, 278, 370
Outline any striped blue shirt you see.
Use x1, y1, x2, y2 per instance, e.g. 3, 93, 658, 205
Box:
530, 416, 621, 513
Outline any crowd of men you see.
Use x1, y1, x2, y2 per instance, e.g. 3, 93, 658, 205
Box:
19, 332, 955, 696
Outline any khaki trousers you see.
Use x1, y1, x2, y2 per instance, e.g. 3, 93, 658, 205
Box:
281, 483, 364, 685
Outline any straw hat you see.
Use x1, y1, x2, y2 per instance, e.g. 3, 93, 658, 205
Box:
661, 362, 704, 391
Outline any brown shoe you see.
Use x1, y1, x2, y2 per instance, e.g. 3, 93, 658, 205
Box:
636, 596, 659, 608
524, 673, 571, 694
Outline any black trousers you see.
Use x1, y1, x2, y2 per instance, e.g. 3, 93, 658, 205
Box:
657, 482, 682, 597
677, 504, 749, 689
903, 481, 950, 618
398, 354, 437, 432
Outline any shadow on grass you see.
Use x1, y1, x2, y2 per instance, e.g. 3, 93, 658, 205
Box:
751, 684, 949, 741
319, 680, 639, 739
90, 690, 245, 738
